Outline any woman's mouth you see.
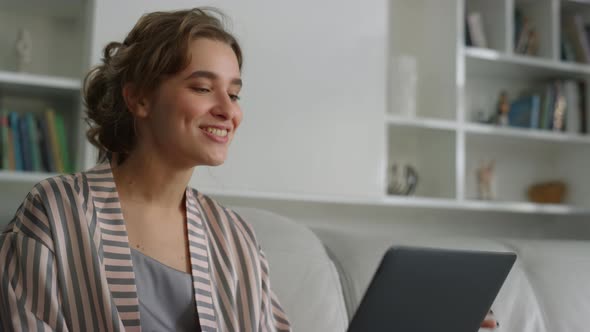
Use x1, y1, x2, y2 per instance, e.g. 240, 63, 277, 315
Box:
201, 126, 229, 143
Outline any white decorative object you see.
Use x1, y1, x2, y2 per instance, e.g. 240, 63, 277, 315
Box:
476, 160, 495, 201
15, 28, 33, 72
387, 162, 419, 196
390, 55, 418, 117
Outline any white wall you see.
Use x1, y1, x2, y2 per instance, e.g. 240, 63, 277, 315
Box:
86, 0, 388, 198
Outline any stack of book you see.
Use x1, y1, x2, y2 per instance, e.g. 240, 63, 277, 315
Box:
562, 14, 590, 63
504, 80, 587, 134
0, 109, 72, 173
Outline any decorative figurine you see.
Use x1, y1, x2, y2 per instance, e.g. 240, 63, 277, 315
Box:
387, 163, 419, 196
476, 160, 495, 200
496, 91, 510, 126
15, 28, 33, 72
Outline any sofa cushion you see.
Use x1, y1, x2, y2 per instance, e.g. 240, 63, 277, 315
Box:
232, 207, 348, 332
499, 239, 590, 332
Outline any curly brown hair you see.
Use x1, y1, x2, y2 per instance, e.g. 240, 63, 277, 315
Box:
83, 7, 243, 163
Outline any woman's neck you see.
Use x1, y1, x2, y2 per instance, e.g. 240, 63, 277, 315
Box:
111, 150, 194, 210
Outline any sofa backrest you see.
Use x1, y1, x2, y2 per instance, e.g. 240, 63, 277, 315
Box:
233, 207, 349, 332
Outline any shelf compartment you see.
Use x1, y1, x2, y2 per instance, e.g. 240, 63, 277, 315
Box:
389, 0, 457, 120
466, 0, 511, 52
0, 2, 89, 78
513, 0, 557, 59
387, 125, 456, 199
560, 0, 590, 65
464, 131, 590, 207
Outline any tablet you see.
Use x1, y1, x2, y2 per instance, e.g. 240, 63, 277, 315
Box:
347, 246, 516, 332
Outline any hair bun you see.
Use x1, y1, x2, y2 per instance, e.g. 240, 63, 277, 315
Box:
103, 42, 124, 63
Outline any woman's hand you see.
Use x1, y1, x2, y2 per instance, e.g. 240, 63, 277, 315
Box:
481, 310, 499, 329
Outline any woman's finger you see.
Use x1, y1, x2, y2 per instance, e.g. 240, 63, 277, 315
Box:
480, 318, 497, 328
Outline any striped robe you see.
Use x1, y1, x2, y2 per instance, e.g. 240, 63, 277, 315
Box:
0, 162, 291, 332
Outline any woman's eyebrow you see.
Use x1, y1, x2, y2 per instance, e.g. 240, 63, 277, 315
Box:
185, 70, 242, 87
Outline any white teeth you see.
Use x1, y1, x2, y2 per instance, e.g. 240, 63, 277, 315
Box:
205, 127, 228, 137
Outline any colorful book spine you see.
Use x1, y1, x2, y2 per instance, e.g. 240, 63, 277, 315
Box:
19, 114, 33, 171
55, 113, 71, 173
38, 115, 55, 172
7, 127, 16, 170
0, 112, 9, 170
27, 113, 43, 172
45, 109, 64, 173
8, 112, 23, 171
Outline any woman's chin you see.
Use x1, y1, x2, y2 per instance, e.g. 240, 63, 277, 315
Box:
199, 153, 227, 167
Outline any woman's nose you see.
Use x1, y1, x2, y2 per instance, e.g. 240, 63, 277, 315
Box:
211, 92, 235, 119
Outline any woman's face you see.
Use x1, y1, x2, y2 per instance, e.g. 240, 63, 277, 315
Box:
140, 38, 243, 167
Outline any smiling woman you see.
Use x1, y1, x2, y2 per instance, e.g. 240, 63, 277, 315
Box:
0, 8, 291, 332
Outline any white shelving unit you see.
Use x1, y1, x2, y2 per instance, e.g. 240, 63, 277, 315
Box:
385, 0, 590, 214
0, 1, 91, 183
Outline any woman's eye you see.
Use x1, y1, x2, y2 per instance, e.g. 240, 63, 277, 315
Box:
192, 87, 210, 93
229, 94, 240, 102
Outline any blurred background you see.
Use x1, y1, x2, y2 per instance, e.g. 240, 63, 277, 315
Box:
1, 0, 590, 238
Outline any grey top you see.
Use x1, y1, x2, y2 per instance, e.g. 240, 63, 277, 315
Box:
130, 248, 200, 332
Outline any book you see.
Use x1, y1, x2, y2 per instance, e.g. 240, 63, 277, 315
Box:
1, 112, 15, 170
467, 12, 487, 48
580, 81, 588, 134
45, 109, 64, 173
38, 114, 55, 172
26, 113, 43, 172
6, 126, 16, 170
55, 113, 70, 173
564, 80, 581, 134
562, 36, 577, 62
564, 15, 590, 63
509, 94, 540, 128
18, 114, 32, 171
8, 112, 23, 171
553, 81, 567, 131
543, 82, 559, 130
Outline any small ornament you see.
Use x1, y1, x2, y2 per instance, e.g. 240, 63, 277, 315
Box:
387, 163, 419, 196
496, 91, 510, 127
15, 28, 33, 72
476, 160, 495, 200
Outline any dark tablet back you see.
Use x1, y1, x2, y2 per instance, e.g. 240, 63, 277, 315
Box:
347, 246, 516, 332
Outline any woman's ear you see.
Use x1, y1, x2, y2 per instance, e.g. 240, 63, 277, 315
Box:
123, 83, 150, 118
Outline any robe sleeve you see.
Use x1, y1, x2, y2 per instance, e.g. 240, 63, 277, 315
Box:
258, 248, 291, 332
0, 192, 69, 332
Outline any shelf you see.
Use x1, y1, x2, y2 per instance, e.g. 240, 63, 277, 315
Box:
203, 188, 590, 215
465, 47, 590, 79
0, 71, 81, 91
386, 115, 458, 131
0, 170, 58, 183
464, 122, 590, 144
459, 199, 590, 216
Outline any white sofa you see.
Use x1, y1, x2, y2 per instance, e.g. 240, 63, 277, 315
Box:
234, 206, 590, 332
